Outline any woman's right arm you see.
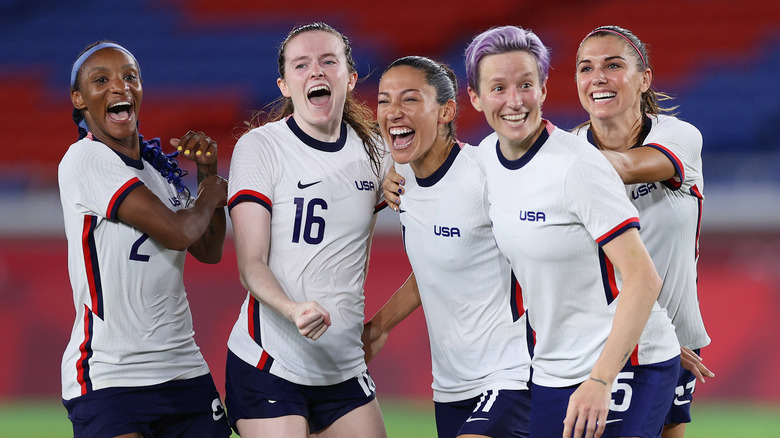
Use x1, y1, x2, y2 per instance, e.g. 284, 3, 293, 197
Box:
362, 272, 421, 363
231, 201, 331, 340
116, 175, 227, 251
601, 147, 676, 184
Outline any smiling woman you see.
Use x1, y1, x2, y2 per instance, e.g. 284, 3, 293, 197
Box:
222, 22, 391, 438
367, 55, 533, 438
60, 41, 230, 437
572, 26, 712, 438
462, 26, 681, 438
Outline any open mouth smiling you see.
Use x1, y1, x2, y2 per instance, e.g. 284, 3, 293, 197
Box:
389, 126, 415, 148
107, 101, 133, 122
308, 84, 331, 105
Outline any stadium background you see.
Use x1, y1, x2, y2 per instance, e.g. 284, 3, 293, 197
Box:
0, 0, 778, 435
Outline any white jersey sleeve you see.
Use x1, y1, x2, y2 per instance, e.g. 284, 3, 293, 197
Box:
59, 137, 146, 221
564, 152, 641, 243
642, 114, 704, 195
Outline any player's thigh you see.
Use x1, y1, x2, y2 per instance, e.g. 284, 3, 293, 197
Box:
236, 416, 309, 438
313, 398, 386, 438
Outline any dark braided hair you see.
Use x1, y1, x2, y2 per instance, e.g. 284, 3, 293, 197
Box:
71, 40, 190, 198
140, 136, 190, 197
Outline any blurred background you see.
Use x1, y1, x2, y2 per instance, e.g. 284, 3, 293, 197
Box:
0, 0, 778, 435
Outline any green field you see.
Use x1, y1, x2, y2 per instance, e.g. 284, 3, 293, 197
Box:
1, 399, 778, 437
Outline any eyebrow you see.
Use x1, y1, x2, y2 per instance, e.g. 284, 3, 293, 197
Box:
87, 64, 137, 73
577, 55, 625, 66
378, 88, 421, 97
289, 53, 339, 63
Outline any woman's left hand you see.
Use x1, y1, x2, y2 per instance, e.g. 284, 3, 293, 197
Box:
171, 131, 218, 166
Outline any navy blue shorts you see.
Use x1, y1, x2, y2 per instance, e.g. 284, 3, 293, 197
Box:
665, 349, 700, 425
62, 373, 231, 438
434, 389, 531, 438
225, 349, 376, 434
531, 356, 678, 438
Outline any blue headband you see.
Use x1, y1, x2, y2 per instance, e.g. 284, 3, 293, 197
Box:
70, 42, 139, 88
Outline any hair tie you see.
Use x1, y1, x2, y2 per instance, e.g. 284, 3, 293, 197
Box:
586, 28, 647, 69
70, 42, 138, 88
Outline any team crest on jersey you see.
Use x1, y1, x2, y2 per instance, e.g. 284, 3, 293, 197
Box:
434, 225, 461, 237
519, 210, 546, 222
354, 180, 376, 191
631, 183, 659, 199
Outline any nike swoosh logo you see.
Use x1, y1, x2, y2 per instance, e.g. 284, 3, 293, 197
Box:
398, 208, 406, 214
268, 400, 278, 404
298, 180, 322, 189
465, 417, 489, 422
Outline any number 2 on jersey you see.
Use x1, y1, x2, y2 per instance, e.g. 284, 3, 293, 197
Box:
292, 197, 327, 244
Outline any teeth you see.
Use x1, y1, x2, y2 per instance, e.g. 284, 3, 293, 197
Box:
109, 102, 131, 109
592, 92, 616, 100
502, 114, 526, 121
308, 85, 330, 94
389, 127, 413, 135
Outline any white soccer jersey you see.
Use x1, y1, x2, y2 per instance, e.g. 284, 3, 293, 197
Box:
58, 134, 209, 401
478, 121, 680, 388
396, 143, 531, 403
226, 116, 391, 386
575, 114, 710, 350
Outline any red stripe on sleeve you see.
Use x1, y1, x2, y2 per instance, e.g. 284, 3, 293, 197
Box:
106, 177, 141, 218
596, 217, 639, 244
229, 190, 272, 208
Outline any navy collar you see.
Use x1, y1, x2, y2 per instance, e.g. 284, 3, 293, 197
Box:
287, 116, 347, 152
86, 132, 144, 170
496, 123, 551, 170
416, 143, 460, 188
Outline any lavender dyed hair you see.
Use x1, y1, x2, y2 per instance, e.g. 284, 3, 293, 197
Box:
464, 25, 551, 94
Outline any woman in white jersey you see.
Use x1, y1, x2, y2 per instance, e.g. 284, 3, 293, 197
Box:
59, 41, 230, 437
462, 26, 681, 438
364, 56, 532, 438
223, 22, 391, 438
574, 25, 713, 438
